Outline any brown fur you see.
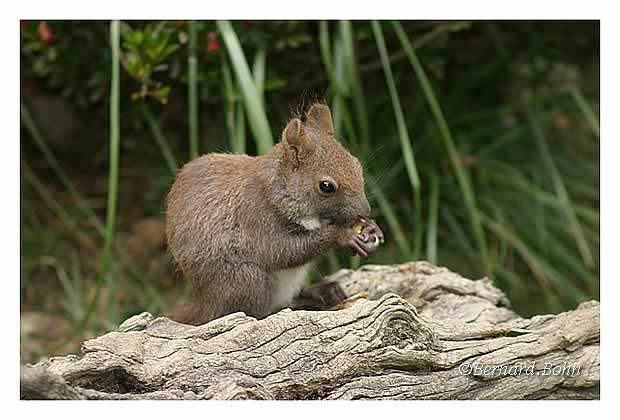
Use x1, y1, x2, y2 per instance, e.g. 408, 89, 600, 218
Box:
166, 103, 371, 325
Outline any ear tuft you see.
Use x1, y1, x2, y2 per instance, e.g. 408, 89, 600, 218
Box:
281, 118, 314, 165
305, 104, 335, 135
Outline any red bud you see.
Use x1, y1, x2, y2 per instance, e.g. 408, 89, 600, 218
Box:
207, 32, 220, 52
38, 21, 53, 45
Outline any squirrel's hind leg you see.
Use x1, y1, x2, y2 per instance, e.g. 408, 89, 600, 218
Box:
221, 263, 276, 320
296, 280, 347, 310
169, 263, 275, 325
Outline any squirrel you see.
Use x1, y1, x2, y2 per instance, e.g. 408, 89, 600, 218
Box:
165, 103, 384, 325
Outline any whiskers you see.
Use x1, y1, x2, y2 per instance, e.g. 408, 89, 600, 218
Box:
364, 157, 404, 201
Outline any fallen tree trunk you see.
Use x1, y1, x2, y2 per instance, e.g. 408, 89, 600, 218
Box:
21, 261, 600, 400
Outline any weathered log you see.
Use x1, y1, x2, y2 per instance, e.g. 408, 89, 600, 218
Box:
21, 261, 600, 400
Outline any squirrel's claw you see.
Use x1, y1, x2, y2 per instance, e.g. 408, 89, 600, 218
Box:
348, 234, 381, 258
341, 218, 384, 257
347, 236, 370, 257
361, 218, 384, 244
299, 281, 347, 309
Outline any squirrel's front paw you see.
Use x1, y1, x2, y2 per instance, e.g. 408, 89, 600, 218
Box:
346, 218, 384, 257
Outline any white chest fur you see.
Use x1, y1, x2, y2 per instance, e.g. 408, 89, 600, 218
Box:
300, 217, 321, 231
271, 263, 312, 311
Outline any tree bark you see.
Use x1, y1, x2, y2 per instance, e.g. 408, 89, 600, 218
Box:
21, 261, 600, 400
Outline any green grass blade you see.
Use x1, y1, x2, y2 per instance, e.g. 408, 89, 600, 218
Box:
481, 215, 570, 311
337, 89, 359, 145
34, 256, 81, 322
339, 21, 370, 149
331, 38, 346, 136
494, 267, 529, 297
570, 87, 599, 138
235, 102, 247, 154
441, 207, 477, 264
392, 20, 489, 273
141, 104, 178, 175
20, 101, 104, 236
426, 175, 440, 264
527, 111, 594, 269
188, 21, 199, 160
474, 126, 524, 159
371, 21, 420, 194
318, 21, 336, 86
484, 197, 509, 268
222, 58, 243, 153
253, 45, 266, 106
23, 158, 166, 320
217, 20, 273, 154
412, 186, 424, 260
21, 160, 82, 238
78, 20, 122, 333
366, 173, 411, 257
70, 253, 84, 320
319, 21, 348, 97
528, 215, 598, 292
487, 161, 599, 227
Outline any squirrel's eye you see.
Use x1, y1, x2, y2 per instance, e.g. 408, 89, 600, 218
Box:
319, 180, 336, 194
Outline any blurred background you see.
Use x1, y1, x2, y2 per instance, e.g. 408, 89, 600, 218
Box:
20, 20, 599, 363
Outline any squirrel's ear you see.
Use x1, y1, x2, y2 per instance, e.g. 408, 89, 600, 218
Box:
281, 118, 314, 164
305, 104, 335, 135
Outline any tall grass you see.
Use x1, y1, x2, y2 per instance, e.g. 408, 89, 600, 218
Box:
527, 110, 594, 269
222, 56, 249, 155
141, 103, 178, 175
339, 21, 370, 152
570, 87, 599, 138
188, 21, 200, 160
20, 102, 105, 236
372, 21, 423, 258
287, 21, 597, 313
20, 20, 599, 352
23, 21, 123, 347
426, 175, 440, 264
22, 22, 128, 341
21, 160, 85, 240
371, 22, 421, 195
76, 20, 122, 332
217, 20, 273, 154
392, 21, 489, 273
253, 45, 266, 107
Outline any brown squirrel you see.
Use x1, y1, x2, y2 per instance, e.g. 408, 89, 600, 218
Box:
165, 103, 384, 325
